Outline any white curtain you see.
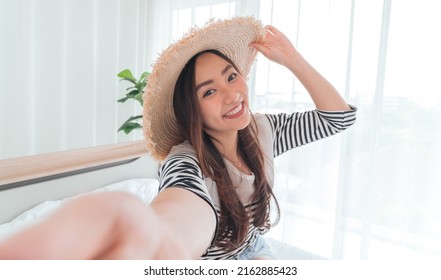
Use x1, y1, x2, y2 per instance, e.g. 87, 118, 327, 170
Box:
0, 0, 149, 159
152, 0, 441, 260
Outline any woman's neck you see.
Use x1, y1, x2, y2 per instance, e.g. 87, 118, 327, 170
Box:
211, 132, 238, 156
208, 131, 252, 174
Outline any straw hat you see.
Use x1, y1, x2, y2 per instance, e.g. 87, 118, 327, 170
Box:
143, 16, 265, 161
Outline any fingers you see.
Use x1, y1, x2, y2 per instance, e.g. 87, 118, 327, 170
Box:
265, 25, 280, 35
249, 42, 269, 56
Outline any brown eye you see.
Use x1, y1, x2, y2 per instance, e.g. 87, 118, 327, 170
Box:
203, 89, 215, 97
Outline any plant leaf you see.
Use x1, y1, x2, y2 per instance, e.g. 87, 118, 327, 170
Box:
118, 69, 136, 84
139, 71, 150, 81
117, 96, 130, 103
126, 89, 139, 96
126, 115, 143, 121
119, 122, 142, 134
117, 115, 143, 134
134, 92, 144, 105
119, 77, 136, 85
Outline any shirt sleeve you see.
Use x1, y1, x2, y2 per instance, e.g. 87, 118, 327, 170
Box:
265, 105, 357, 157
158, 153, 214, 209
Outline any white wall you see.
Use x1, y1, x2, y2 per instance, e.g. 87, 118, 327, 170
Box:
0, 0, 150, 159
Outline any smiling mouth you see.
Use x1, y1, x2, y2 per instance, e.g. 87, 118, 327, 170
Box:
223, 102, 244, 118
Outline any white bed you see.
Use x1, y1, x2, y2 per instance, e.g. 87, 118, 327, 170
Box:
0, 141, 322, 259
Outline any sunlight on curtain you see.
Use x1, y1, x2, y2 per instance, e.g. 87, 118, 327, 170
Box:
0, 0, 150, 159
352, 0, 441, 260
163, 0, 441, 260
170, 0, 236, 40
261, 0, 441, 260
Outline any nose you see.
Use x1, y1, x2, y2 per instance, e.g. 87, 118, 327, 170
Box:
223, 89, 240, 104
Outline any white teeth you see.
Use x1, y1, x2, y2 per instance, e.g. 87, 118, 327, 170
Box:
224, 103, 243, 117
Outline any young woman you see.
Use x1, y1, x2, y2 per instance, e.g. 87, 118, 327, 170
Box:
0, 17, 356, 260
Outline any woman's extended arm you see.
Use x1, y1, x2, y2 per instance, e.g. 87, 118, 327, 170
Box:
0, 189, 216, 259
149, 187, 217, 258
250, 25, 351, 111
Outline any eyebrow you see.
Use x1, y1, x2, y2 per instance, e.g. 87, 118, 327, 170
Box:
195, 64, 234, 93
221, 64, 233, 75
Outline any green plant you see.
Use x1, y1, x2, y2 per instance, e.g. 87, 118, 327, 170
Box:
117, 69, 150, 134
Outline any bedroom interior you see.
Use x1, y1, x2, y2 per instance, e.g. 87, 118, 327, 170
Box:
0, 0, 440, 260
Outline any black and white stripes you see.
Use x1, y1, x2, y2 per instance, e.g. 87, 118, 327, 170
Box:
159, 154, 208, 202
266, 106, 357, 157
200, 202, 269, 260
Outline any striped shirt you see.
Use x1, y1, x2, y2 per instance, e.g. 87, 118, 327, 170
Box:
157, 106, 357, 259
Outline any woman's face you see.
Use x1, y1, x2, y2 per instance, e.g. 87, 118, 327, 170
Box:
194, 52, 250, 140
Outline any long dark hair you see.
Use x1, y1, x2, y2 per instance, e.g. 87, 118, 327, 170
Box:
173, 49, 280, 250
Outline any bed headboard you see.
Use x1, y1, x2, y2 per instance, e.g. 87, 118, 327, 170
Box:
0, 140, 158, 224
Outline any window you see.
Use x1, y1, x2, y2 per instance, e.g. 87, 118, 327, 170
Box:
150, 0, 441, 260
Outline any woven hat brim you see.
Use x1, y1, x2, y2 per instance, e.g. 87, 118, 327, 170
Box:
143, 16, 265, 161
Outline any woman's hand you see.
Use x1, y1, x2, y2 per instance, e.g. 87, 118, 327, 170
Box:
249, 25, 298, 69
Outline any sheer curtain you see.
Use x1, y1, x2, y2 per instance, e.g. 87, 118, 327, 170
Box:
148, 0, 441, 260
0, 0, 150, 159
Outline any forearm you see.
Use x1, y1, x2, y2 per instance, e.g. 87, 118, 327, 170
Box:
287, 52, 351, 111
0, 192, 187, 260
150, 187, 216, 259
100, 194, 193, 260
